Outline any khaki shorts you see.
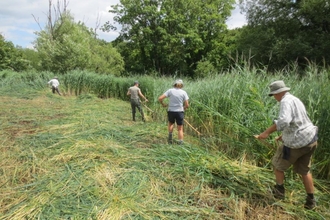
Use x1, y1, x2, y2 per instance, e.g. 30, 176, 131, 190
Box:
272, 141, 317, 175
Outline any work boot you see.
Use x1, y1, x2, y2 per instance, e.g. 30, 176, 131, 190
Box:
272, 184, 285, 200
304, 196, 316, 210
168, 133, 173, 144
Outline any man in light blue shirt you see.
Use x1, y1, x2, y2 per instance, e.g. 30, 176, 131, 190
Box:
158, 79, 189, 144
257, 80, 318, 210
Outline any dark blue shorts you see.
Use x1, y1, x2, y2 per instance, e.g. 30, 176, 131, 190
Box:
167, 111, 184, 125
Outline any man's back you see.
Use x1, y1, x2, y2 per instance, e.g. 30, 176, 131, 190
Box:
128, 86, 140, 99
165, 88, 189, 112
48, 79, 59, 87
279, 93, 317, 148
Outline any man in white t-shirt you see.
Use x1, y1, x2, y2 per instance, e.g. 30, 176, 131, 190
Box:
158, 79, 189, 144
47, 77, 62, 95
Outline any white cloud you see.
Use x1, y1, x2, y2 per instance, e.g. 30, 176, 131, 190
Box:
0, 0, 120, 47
226, 4, 247, 29
0, 0, 246, 48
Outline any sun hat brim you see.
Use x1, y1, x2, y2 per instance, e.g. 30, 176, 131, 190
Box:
268, 87, 290, 96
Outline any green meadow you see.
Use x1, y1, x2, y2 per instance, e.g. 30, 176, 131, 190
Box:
1, 69, 330, 219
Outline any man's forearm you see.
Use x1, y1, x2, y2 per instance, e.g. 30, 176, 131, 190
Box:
264, 124, 277, 136
257, 123, 277, 139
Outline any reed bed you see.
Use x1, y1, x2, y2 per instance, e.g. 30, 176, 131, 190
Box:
0, 69, 330, 219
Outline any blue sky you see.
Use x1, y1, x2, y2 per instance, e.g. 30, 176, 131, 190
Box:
0, 0, 246, 49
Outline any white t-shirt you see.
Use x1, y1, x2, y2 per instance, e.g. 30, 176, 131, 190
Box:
163, 88, 189, 112
48, 79, 60, 88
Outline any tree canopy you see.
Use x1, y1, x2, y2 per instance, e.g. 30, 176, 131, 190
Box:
235, 0, 330, 70
34, 12, 124, 75
105, 0, 235, 77
2, 0, 330, 76
0, 34, 29, 72
35, 14, 92, 73
33, 0, 124, 75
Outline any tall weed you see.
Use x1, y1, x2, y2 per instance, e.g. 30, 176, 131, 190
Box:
1, 67, 330, 179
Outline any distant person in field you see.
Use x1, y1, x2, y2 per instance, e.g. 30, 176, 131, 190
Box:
127, 81, 148, 122
158, 79, 189, 145
47, 77, 62, 96
256, 80, 318, 210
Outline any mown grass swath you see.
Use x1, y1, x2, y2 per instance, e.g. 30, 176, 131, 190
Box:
0, 68, 330, 219
2, 68, 330, 177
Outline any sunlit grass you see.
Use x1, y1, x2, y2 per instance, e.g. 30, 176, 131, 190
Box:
1, 69, 330, 219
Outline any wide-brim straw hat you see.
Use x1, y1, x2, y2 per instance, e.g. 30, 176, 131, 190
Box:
268, 80, 290, 96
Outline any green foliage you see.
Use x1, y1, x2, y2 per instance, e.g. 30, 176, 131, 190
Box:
34, 13, 124, 75
20, 48, 41, 70
2, 67, 330, 180
195, 59, 217, 78
58, 67, 330, 179
0, 70, 53, 98
237, 0, 330, 70
61, 71, 157, 100
34, 14, 92, 73
107, 0, 235, 77
1, 82, 329, 219
89, 40, 125, 76
0, 35, 30, 71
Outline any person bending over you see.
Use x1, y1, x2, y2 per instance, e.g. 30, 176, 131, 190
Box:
256, 80, 318, 210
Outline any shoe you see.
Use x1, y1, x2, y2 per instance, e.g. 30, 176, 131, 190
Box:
272, 184, 285, 200
177, 140, 184, 145
304, 196, 316, 210
168, 134, 173, 144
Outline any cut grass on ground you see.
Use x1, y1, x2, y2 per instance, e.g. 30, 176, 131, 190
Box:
0, 91, 329, 220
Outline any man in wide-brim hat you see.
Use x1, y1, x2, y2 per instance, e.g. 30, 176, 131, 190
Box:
256, 80, 318, 210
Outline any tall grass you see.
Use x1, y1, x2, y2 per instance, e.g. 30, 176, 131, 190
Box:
1, 77, 330, 219
179, 67, 330, 178
0, 70, 53, 98
1, 67, 330, 180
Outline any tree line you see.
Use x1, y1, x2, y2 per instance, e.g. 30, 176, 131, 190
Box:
1, 0, 329, 77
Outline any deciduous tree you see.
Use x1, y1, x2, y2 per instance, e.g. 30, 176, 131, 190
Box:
34, 0, 124, 75
105, 0, 235, 77
35, 14, 93, 73
0, 35, 29, 71
237, 0, 330, 70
